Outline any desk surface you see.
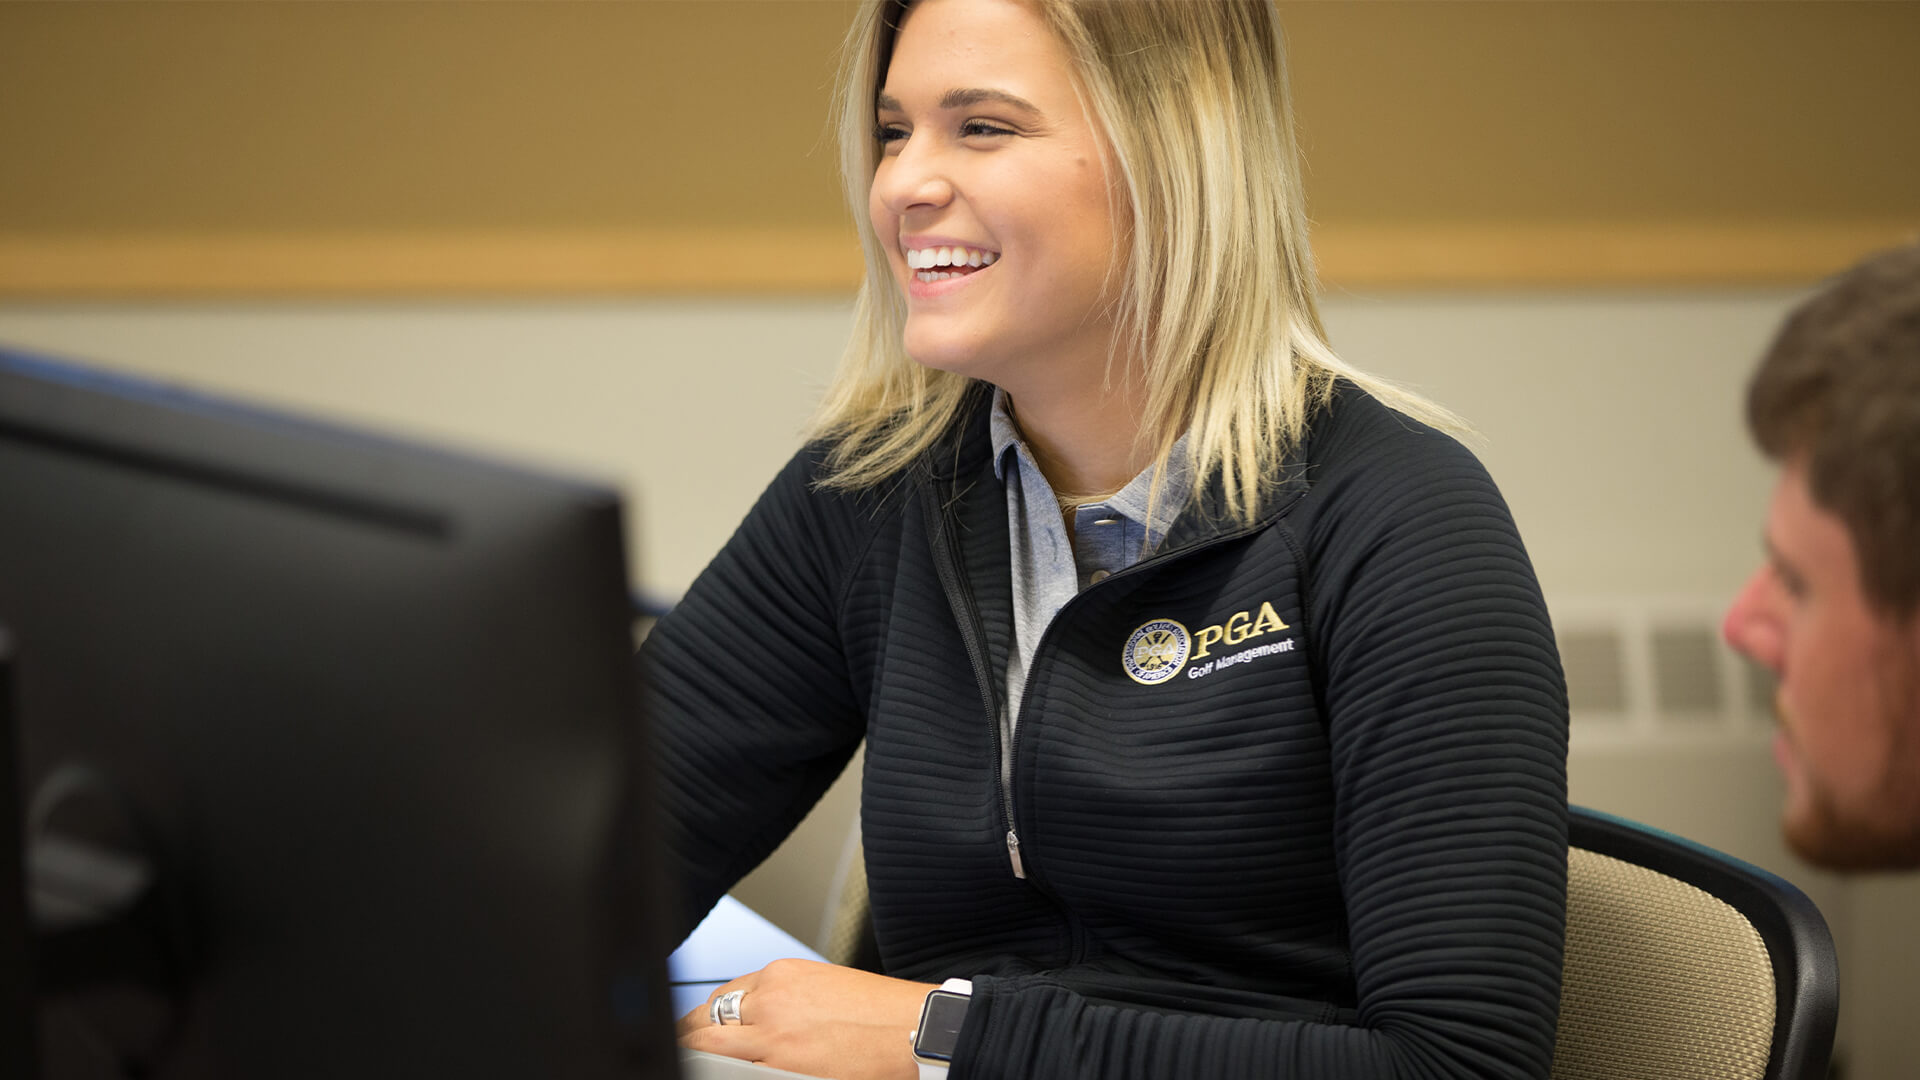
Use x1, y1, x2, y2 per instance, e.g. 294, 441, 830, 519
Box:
668, 895, 825, 1019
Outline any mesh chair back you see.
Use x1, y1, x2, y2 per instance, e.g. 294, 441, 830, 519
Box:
1553, 807, 1838, 1080
1555, 846, 1776, 1078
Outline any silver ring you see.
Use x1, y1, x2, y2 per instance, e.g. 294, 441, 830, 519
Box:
710, 988, 745, 1027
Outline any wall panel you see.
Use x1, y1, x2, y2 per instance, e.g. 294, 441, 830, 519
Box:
4, 1, 1916, 294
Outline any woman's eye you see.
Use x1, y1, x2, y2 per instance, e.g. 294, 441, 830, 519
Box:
874, 124, 909, 146
960, 120, 1014, 138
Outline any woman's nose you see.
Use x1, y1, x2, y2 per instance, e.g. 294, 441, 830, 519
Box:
872, 137, 955, 216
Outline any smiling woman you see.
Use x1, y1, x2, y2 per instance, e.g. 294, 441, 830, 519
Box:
647, 3, 1570, 1079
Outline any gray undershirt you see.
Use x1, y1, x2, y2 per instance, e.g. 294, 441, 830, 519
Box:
988, 388, 1191, 745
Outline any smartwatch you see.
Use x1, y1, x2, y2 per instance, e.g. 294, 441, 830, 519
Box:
910, 978, 973, 1079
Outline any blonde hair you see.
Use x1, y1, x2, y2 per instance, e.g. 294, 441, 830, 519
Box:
810, 0, 1459, 523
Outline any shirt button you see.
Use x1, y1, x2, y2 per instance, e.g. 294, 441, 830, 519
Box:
1089, 569, 1112, 583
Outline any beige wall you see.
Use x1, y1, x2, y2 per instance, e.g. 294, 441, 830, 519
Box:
0, 290, 1793, 601
0, 299, 847, 594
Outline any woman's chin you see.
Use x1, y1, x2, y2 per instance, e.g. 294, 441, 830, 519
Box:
901, 333, 994, 381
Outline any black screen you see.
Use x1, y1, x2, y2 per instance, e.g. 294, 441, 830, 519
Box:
916, 992, 968, 1061
0, 348, 677, 1078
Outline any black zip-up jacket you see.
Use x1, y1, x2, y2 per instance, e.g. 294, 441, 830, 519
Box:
642, 383, 1569, 1080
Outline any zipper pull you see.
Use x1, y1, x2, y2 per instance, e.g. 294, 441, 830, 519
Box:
1006, 828, 1027, 879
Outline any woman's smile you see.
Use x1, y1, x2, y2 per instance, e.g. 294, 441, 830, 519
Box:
902, 238, 1001, 297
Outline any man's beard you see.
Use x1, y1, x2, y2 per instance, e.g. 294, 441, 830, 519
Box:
1780, 655, 1920, 872
1784, 780, 1920, 871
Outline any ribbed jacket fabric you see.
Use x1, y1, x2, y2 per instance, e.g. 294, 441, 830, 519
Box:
641, 382, 1570, 1080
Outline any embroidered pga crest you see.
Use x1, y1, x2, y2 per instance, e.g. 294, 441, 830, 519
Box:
1122, 619, 1191, 685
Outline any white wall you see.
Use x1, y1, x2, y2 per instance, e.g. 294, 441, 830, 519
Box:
0, 299, 852, 601
1321, 290, 1790, 602
2, 290, 1904, 1075
0, 289, 1794, 604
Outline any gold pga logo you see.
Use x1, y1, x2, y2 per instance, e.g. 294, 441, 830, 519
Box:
1192, 602, 1290, 659
1123, 602, 1293, 686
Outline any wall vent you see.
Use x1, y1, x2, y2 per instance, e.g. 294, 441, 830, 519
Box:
1558, 628, 1628, 715
1651, 624, 1723, 715
1551, 598, 1772, 740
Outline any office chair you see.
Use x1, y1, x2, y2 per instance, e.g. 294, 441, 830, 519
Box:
820, 823, 882, 972
1553, 806, 1839, 1080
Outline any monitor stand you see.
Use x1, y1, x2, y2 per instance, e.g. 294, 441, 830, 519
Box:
1, 630, 181, 1079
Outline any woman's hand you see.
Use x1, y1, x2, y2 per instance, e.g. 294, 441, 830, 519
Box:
677, 958, 938, 1080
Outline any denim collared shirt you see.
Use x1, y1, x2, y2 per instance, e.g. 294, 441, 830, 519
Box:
989, 388, 1190, 739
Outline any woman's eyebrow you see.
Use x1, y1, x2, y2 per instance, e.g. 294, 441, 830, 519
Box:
939, 87, 1041, 113
874, 88, 1042, 115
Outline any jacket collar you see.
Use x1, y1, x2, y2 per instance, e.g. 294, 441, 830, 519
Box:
919, 380, 1314, 559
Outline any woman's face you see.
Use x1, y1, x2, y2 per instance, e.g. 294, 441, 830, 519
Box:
869, 0, 1125, 397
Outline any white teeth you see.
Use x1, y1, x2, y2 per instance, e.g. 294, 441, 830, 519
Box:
904, 245, 999, 271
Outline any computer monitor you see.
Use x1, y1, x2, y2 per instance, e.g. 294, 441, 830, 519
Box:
0, 348, 678, 1078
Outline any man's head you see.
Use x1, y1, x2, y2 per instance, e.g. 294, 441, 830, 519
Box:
1723, 240, 1920, 871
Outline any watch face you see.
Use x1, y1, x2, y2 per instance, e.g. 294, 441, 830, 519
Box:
914, 990, 969, 1061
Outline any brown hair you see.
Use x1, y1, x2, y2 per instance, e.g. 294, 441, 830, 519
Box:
1748, 240, 1920, 617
